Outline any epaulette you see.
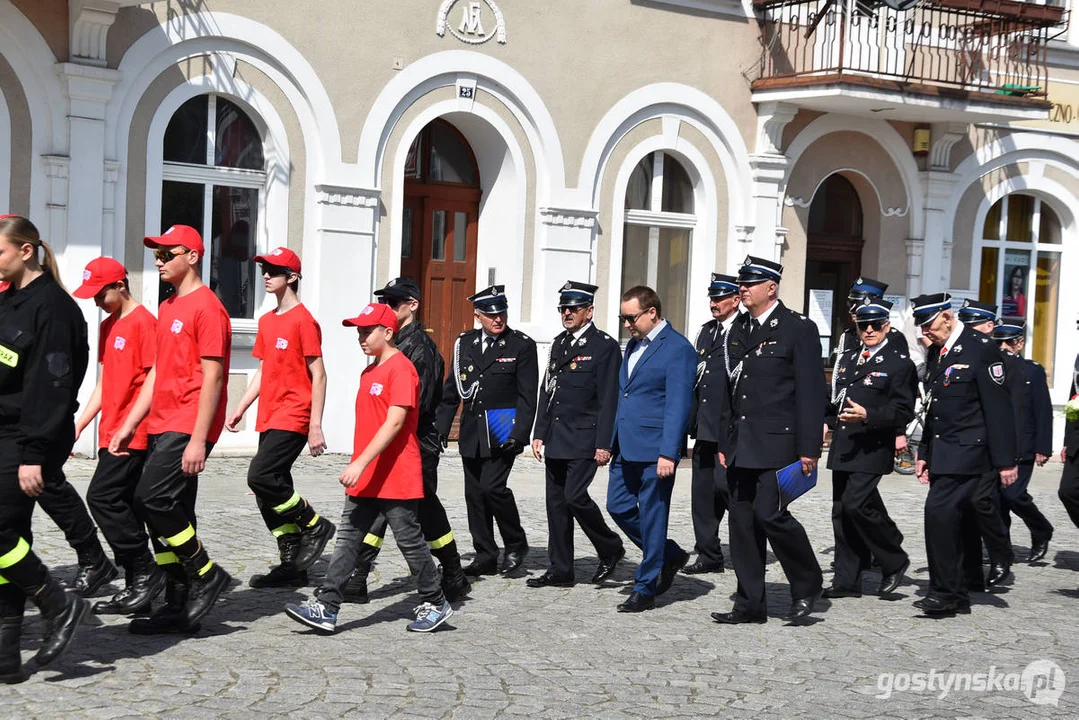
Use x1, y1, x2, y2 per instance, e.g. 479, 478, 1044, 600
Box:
979, 337, 989, 344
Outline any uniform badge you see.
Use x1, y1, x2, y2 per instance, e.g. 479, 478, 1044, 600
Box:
874, 355, 883, 364
472, 337, 480, 345
953, 344, 963, 354
570, 362, 577, 370
989, 362, 1005, 385
769, 318, 778, 328
550, 361, 556, 371
578, 337, 587, 346
863, 376, 873, 386
498, 339, 506, 347
460, 372, 467, 381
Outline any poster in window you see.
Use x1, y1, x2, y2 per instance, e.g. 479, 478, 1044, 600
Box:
1002, 251, 1030, 317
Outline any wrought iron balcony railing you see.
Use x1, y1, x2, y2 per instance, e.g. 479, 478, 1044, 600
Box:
752, 0, 1067, 104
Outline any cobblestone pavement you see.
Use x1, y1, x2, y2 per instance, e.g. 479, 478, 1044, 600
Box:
6, 452, 1079, 719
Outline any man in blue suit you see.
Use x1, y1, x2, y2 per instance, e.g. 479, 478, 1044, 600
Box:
606, 286, 697, 612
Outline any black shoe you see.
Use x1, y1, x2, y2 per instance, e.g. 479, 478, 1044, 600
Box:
0, 617, 25, 684
616, 591, 655, 613
682, 559, 725, 575
878, 559, 910, 595
128, 580, 200, 635
71, 545, 119, 598
986, 563, 1012, 588
251, 534, 308, 588
30, 578, 90, 667
342, 570, 370, 604
782, 590, 822, 623
526, 572, 574, 588
913, 595, 971, 616
711, 608, 767, 625
656, 549, 690, 596
293, 518, 336, 571
1029, 538, 1050, 563
441, 567, 472, 602
463, 560, 498, 577
183, 563, 231, 628
822, 584, 862, 599
591, 547, 625, 584
500, 548, 528, 576
94, 555, 168, 614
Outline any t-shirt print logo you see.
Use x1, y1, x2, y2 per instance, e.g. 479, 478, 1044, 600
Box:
370, 382, 384, 396
275, 338, 288, 350
170, 319, 184, 334
113, 336, 126, 351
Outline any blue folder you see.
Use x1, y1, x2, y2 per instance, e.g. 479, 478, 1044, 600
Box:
485, 408, 517, 446
776, 459, 817, 503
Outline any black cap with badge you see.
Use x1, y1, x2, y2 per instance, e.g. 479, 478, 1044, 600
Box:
557, 280, 597, 308
957, 299, 998, 325
469, 284, 509, 315
708, 273, 739, 298
910, 292, 952, 326
374, 277, 422, 302
736, 255, 783, 285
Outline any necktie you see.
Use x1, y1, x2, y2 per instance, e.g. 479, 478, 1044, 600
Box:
484, 337, 494, 356
940, 347, 948, 359
857, 348, 870, 366
751, 318, 761, 333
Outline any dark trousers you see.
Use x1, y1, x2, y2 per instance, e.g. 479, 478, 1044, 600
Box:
606, 458, 682, 596
925, 473, 980, 602
247, 429, 312, 536
34, 418, 97, 550
544, 457, 623, 579
87, 448, 150, 565
0, 434, 55, 615
461, 453, 527, 565
1001, 462, 1054, 543
727, 466, 823, 615
968, 471, 1013, 566
1059, 454, 1079, 529
357, 447, 460, 568
830, 470, 907, 588
689, 442, 729, 567
319, 496, 444, 613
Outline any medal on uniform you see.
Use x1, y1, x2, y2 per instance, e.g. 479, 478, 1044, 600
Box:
570, 362, 577, 370
460, 372, 467, 381
943, 366, 954, 387
468, 364, 474, 372
863, 376, 873, 386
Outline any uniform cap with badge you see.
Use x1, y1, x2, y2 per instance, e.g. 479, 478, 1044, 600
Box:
956, 298, 997, 325
557, 281, 597, 310
469, 284, 509, 315
847, 277, 888, 308
992, 316, 1025, 341
853, 297, 892, 324
708, 273, 739, 299
374, 276, 422, 302
910, 292, 953, 326
736, 255, 783, 285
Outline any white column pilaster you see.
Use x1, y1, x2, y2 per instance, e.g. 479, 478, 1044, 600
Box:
531, 207, 598, 343
747, 101, 797, 265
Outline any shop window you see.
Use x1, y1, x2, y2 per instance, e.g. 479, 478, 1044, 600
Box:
160, 94, 266, 318
977, 194, 1062, 382
620, 152, 696, 338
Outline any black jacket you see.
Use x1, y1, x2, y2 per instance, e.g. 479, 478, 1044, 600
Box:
533, 323, 620, 459
689, 317, 732, 445
1064, 357, 1078, 462
826, 339, 917, 474
720, 301, 826, 469
1015, 355, 1053, 461
918, 326, 1016, 475
395, 321, 445, 450
0, 273, 89, 464
436, 327, 538, 458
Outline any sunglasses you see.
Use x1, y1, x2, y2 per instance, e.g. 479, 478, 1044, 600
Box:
856, 320, 887, 332
619, 309, 650, 324
378, 296, 406, 309
558, 305, 588, 314
153, 246, 191, 263
260, 264, 291, 278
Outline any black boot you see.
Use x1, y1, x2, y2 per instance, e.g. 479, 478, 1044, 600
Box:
128, 577, 199, 635
293, 517, 336, 571
182, 559, 231, 628
249, 535, 308, 588
93, 554, 167, 615
0, 617, 25, 684
438, 557, 472, 602
30, 577, 90, 668
72, 536, 119, 598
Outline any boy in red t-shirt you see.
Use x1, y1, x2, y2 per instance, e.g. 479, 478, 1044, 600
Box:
285, 303, 452, 634
110, 225, 232, 635
72, 257, 165, 615
225, 247, 334, 588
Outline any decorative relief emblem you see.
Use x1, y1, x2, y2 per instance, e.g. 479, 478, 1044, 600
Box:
436, 0, 507, 45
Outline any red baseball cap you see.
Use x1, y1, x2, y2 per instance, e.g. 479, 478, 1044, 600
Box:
144, 225, 205, 258
253, 247, 302, 274
342, 303, 399, 333
72, 257, 128, 299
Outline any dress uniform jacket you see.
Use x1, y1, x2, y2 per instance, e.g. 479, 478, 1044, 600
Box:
723, 301, 826, 468
689, 318, 731, 445
1067, 370, 1079, 463
826, 341, 917, 475
918, 326, 1016, 475
533, 324, 620, 460
436, 327, 538, 458
395, 321, 445, 452
1017, 356, 1053, 462
999, 349, 1028, 456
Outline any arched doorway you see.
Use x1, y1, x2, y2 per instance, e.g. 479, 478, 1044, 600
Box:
803, 174, 864, 367
400, 118, 481, 366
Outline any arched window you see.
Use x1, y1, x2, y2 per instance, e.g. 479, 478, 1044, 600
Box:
160, 94, 266, 318
403, 118, 479, 186
977, 194, 1062, 382
620, 151, 696, 337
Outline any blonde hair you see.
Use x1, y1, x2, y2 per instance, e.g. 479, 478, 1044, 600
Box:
0, 215, 67, 292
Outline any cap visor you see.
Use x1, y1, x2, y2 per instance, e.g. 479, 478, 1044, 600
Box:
143, 236, 166, 249
342, 317, 384, 328
72, 282, 106, 299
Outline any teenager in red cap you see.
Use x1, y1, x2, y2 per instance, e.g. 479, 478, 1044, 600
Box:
285, 303, 452, 634
72, 257, 166, 615
225, 247, 334, 588
110, 224, 232, 634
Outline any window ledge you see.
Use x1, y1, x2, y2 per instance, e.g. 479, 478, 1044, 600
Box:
232, 319, 257, 350
648, 0, 750, 19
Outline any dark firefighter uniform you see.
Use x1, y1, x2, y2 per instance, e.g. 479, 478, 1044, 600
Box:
912, 293, 1016, 617
529, 281, 623, 587
825, 299, 915, 597
1059, 354, 1079, 530
436, 285, 537, 576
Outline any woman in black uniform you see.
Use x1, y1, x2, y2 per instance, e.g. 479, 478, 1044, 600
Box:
0, 215, 93, 682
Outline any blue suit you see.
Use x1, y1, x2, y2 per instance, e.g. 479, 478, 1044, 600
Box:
606, 321, 696, 596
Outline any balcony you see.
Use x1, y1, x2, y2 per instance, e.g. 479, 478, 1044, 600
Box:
750, 0, 1068, 122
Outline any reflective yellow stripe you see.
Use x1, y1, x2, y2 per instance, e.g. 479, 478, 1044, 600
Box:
0, 538, 30, 569
362, 533, 384, 548
272, 491, 301, 514
271, 523, 301, 538
163, 525, 196, 548
305, 514, 320, 528
0, 574, 8, 585
198, 560, 214, 576
155, 552, 179, 566
427, 531, 455, 550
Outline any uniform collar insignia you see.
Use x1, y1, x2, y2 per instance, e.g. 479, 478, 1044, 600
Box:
953, 344, 963, 354
769, 317, 779, 328
875, 355, 883, 364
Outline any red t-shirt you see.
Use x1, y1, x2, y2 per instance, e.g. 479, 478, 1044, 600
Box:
347, 351, 422, 499
98, 305, 156, 451
147, 286, 232, 442
252, 304, 322, 434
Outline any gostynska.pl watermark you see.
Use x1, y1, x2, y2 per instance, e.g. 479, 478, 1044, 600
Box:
875, 660, 1065, 705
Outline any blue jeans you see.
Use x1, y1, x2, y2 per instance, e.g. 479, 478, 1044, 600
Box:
605, 458, 681, 596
